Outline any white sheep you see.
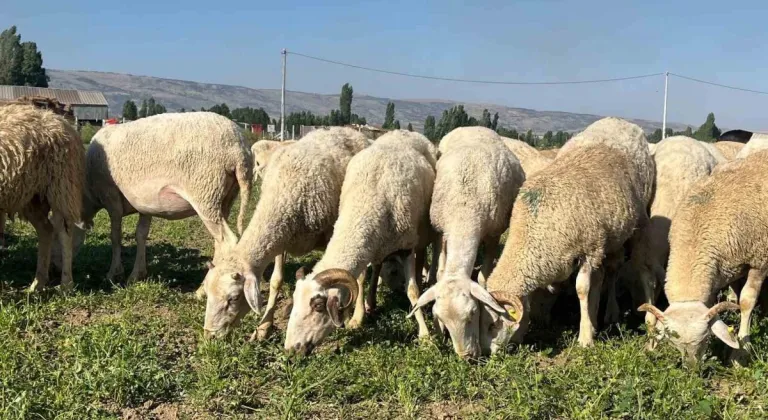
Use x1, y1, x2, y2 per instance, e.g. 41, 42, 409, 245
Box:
251, 139, 296, 178
0, 104, 85, 291
480, 118, 654, 353
713, 141, 744, 161
407, 127, 525, 359
619, 136, 718, 337
53, 112, 252, 285
501, 137, 552, 177
202, 127, 369, 339
639, 150, 768, 363
698, 141, 727, 165
735, 133, 768, 159
284, 130, 437, 356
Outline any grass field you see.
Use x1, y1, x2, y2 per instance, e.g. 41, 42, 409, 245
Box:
2, 196, 768, 419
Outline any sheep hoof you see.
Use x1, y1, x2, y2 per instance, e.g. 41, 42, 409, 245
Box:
644, 339, 658, 352
255, 325, 272, 341
417, 333, 432, 344
194, 286, 207, 301
28, 278, 46, 292
577, 336, 594, 348
347, 318, 364, 329
60, 277, 74, 292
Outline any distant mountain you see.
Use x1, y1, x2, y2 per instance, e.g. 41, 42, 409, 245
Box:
48, 69, 689, 133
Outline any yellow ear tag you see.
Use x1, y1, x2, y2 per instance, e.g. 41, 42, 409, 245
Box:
507, 308, 519, 321
728, 326, 735, 333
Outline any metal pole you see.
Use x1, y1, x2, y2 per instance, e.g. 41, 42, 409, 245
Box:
281, 49, 287, 141
662, 71, 669, 140
292, 125, 295, 140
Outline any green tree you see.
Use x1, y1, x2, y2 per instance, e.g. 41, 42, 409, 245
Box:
435, 105, 476, 139
524, 129, 534, 145
340, 83, 353, 125
684, 126, 693, 137
394, 120, 401, 129
497, 126, 519, 139
0, 26, 23, 85
80, 123, 98, 144
179, 108, 186, 113
424, 115, 436, 141
383, 102, 395, 129
649, 128, 662, 143
122, 100, 138, 120
481, 109, 492, 128
147, 98, 157, 117
208, 103, 231, 119
138, 100, 148, 119
541, 131, 553, 147
665, 128, 673, 138
694, 113, 721, 142
20, 42, 47, 87
407, 122, 413, 131
492, 112, 499, 130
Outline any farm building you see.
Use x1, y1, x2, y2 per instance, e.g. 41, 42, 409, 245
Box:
0, 85, 109, 126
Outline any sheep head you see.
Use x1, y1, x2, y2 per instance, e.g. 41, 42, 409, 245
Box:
411, 276, 509, 360
480, 291, 527, 355
284, 268, 358, 356
639, 301, 740, 363
202, 260, 260, 339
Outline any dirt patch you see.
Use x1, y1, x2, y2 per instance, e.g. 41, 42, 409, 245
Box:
152, 402, 179, 420
119, 400, 186, 420
422, 401, 487, 419
64, 308, 92, 326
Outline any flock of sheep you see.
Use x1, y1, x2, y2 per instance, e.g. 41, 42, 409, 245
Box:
2, 102, 768, 365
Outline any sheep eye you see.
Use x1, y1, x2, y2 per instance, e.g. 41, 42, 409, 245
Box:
310, 295, 327, 312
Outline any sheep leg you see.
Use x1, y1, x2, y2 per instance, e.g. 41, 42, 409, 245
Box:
602, 270, 620, 325
50, 212, 74, 291
427, 235, 442, 285
256, 253, 285, 340
406, 252, 431, 340
365, 264, 382, 314
127, 214, 152, 284
575, 262, 603, 347
26, 207, 54, 292
478, 237, 499, 289
106, 213, 125, 282
347, 271, 366, 329
739, 269, 766, 342
641, 274, 660, 351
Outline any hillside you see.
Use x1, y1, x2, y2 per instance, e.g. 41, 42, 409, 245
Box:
48, 69, 689, 133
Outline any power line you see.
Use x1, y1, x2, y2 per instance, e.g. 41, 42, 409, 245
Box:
670, 72, 768, 95
287, 51, 664, 85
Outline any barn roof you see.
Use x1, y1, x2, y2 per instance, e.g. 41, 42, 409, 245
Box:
0, 85, 108, 106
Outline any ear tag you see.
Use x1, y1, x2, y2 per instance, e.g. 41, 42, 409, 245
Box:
507, 308, 519, 321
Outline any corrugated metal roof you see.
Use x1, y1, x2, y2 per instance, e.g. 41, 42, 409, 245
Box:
0, 85, 108, 106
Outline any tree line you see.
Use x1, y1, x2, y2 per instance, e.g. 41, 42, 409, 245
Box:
647, 112, 721, 143
0, 26, 49, 87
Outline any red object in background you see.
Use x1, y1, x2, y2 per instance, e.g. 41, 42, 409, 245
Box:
104, 118, 119, 125
252, 124, 263, 134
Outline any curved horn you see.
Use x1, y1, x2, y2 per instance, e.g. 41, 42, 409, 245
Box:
489, 290, 525, 322
706, 301, 740, 321
637, 303, 665, 323
314, 269, 358, 309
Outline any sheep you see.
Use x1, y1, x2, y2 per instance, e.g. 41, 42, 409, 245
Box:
648, 143, 657, 155
718, 129, 753, 144
201, 127, 369, 339
0, 104, 85, 291
735, 133, 768, 159
52, 112, 252, 286
407, 127, 525, 359
251, 139, 296, 178
618, 136, 718, 338
639, 150, 768, 363
697, 141, 727, 165
713, 141, 745, 161
538, 148, 559, 159
478, 118, 654, 353
501, 137, 552, 176
284, 130, 437, 356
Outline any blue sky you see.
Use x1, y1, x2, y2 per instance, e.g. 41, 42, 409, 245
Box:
4, 0, 768, 130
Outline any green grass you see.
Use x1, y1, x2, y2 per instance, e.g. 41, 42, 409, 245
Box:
2, 197, 768, 419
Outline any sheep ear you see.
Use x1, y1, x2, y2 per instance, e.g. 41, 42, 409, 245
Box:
243, 272, 262, 313
407, 285, 437, 318
295, 266, 310, 281
206, 261, 215, 270
470, 282, 506, 315
711, 320, 739, 349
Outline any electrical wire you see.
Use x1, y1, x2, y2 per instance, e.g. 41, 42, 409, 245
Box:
670, 72, 768, 95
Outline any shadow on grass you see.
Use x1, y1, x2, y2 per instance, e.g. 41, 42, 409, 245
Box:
0, 234, 208, 295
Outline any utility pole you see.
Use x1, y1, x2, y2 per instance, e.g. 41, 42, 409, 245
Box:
662, 71, 669, 140
281, 49, 287, 141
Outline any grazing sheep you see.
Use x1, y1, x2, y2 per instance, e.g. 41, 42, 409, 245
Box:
407, 127, 525, 359
648, 143, 657, 155
619, 136, 718, 335
501, 137, 552, 176
284, 130, 437, 356
735, 133, 768, 159
0, 104, 85, 291
698, 141, 727, 165
202, 127, 369, 339
639, 150, 768, 363
52, 112, 252, 285
713, 141, 745, 161
480, 118, 654, 353
251, 140, 296, 178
